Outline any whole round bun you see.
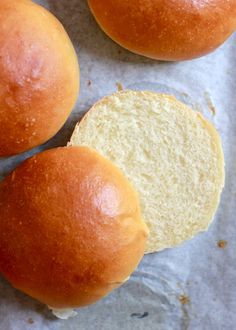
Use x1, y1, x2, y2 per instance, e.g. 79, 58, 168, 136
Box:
0, 146, 148, 308
0, 0, 79, 157
70, 90, 225, 253
88, 0, 236, 61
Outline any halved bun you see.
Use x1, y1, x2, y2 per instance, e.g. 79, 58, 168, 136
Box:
0, 146, 148, 308
0, 0, 79, 156
88, 0, 236, 60
70, 90, 225, 253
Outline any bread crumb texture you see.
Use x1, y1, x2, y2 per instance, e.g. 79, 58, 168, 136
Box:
70, 91, 225, 253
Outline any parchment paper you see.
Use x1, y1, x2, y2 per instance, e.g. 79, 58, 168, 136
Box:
0, 1, 236, 329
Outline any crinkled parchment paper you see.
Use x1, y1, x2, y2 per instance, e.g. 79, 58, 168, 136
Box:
0, 1, 236, 329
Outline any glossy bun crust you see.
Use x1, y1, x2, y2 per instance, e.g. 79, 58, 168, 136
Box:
88, 0, 236, 60
0, 147, 148, 308
0, 0, 79, 156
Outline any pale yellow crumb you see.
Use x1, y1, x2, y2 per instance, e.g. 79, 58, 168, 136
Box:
70, 90, 225, 253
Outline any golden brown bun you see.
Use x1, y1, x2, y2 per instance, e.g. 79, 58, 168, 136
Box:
0, 0, 79, 156
0, 146, 148, 308
88, 0, 236, 61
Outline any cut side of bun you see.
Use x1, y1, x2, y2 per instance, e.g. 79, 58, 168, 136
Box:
70, 91, 225, 253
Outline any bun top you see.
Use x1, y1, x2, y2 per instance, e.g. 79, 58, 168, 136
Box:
88, 0, 236, 60
0, 0, 79, 156
0, 146, 148, 308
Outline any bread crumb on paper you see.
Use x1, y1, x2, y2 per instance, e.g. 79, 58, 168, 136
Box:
179, 295, 190, 305
131, 312, 149, 319
181, 92, 189, 98
217, 240, 227, 249
116, 82, 123, 91
204, 91, 216, 116
179, 294, 190, 330
27, 318, 34, 324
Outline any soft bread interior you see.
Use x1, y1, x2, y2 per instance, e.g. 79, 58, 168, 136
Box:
70, 91, 225, 253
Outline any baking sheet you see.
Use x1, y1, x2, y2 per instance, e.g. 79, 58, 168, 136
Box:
0, 1, 236, 329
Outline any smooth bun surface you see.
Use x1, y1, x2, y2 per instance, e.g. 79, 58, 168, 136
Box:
0, 146, 148, 308
0, 0, 79, 156
70, 90, 225, 253
88, 0, 236, 60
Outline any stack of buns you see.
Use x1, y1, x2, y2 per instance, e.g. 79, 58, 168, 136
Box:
0, 0, 227, 318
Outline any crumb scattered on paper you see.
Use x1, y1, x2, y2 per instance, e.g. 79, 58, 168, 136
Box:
217, 240, 227, 249
116, 82, 123, 91
179, 295, 191, 330
181, 92, 189, 98
204, 91, 216, 115
27, 318, 34, 324
131, 312, 149, 319
179, 295, 190, 305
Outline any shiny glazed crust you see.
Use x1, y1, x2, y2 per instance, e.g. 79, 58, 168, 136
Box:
0, 146, 148, 308
0, 0, 79, 156
88, 0, 236, 60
